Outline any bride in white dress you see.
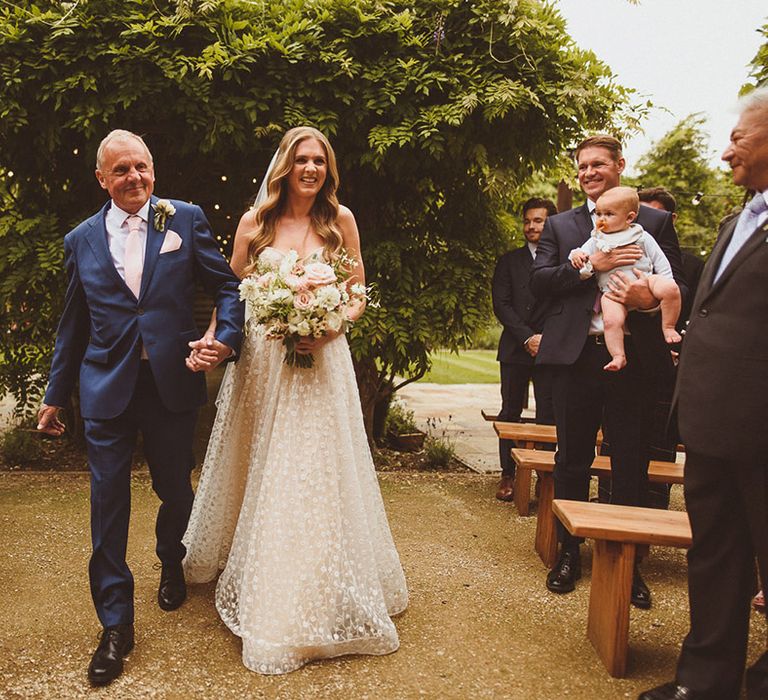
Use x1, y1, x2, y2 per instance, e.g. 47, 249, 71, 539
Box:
181, 126, 408, 674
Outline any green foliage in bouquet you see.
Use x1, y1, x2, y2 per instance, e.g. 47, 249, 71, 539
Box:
0, 0, 636, 427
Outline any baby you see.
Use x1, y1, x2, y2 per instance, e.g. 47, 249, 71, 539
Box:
569, 186, 682, 371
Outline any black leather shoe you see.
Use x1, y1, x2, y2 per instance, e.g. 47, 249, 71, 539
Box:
158, 562, 187, 611
87, 623, 134, 686
631, 568, 652, 609
546, 549, 581, 593
638, 682, 702, 699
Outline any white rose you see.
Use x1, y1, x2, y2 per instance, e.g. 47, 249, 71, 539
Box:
295, 320, 312, 336
268, 288, 293, 304
325, 311, 343, 332
279, 250, 300, 277
315, 285, 342, 310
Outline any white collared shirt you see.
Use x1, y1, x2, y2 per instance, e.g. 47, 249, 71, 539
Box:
105, 200, 151, 282
527, 241, 537, 259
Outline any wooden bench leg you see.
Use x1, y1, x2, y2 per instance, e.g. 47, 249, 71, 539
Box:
513, 469, 532, 516
586, 539, 635, 678
512, 440, 536, 517
534, 472, 558, 568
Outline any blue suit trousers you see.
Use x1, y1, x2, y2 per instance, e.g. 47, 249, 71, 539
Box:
84, 362, 197, 627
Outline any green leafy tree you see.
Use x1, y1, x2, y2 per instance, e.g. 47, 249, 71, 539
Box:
744, 20, 768, 90
0, 0, 636, 435
630, 114, 742, 255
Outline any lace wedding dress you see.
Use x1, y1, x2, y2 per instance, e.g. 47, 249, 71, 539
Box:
182, 247, 408, 674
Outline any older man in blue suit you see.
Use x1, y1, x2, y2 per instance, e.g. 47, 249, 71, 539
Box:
37, 130, 244, 686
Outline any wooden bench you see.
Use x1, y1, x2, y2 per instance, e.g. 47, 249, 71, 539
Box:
552, 499, 691, 678
494, 421, 683, 516
511, 448, 685, 569
492, 421, 559, 516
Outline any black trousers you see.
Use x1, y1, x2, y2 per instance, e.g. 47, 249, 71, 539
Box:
497, 362, 555, 477
551, 336, 654, 547
676, 450, 768, 700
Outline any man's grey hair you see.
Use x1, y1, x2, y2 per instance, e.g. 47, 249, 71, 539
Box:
737, 85, 768, 116
96, 129, 153, 170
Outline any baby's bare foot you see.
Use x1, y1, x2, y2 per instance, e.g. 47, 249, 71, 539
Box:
604, 355, 627, 372
663, 328, 682, 344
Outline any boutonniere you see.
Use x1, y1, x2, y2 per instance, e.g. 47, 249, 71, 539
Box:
152, 199, 176, 233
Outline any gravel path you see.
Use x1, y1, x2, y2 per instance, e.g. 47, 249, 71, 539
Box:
1, 471, 763, 699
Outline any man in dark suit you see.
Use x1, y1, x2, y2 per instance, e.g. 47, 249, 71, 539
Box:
638, 186, 705, 331
37, 130, 244, 686
634, 187, 706, 509
530, 135, 687, 607
491, 197, 557, 501
640, 88, 768, 700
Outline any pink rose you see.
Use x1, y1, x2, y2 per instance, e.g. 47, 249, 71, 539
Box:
293, 290, 316, 310
256, 272, 275, 287
303, 262, 336, 287
285, 274, 309, 292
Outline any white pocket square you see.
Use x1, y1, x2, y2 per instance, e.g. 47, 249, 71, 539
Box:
159, 230, 182, 254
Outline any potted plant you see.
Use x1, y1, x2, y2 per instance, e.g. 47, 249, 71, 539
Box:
384, 402, 426, 452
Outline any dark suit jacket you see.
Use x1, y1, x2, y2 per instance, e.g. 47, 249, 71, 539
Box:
491, 245, 549, 364
530, 202, 687, 373
679, 250, 705, 329
44, 197, 244, 419
676, 211, 768, 462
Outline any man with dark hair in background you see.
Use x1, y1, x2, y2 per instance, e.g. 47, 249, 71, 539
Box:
638, 186, 705, 330
491, 197, 557, 501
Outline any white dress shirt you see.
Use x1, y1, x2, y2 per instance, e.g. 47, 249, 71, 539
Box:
106, 199, 151, 358
714, 189, 768, 283
105, 199, 150, 283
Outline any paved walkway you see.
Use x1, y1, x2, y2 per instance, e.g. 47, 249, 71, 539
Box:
398, 382, 537, 475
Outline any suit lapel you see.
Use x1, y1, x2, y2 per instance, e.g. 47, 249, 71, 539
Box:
138, 196, 164, 302
576, 202, 593, 240
701, 215, 767, 301
84, 202, 134, 295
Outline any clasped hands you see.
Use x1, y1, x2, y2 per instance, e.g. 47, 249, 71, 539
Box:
186, 331, 234, 372
589, 245, 656, 310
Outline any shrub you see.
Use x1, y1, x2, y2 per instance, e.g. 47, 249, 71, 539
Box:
471, 323, 503, 350
422, 435, 456, 469
0, 427, 43, 465
384, 401, 419, 436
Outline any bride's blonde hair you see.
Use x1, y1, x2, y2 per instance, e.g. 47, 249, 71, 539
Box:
244, 127, 343, 275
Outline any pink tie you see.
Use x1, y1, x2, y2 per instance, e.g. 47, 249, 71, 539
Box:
124, 215, 143, 298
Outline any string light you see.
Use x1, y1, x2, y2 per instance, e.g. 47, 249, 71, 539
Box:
221, 175, 227, 182
214, 204, 220, 210
73, 148, 79, 155
691, 192, 704, 206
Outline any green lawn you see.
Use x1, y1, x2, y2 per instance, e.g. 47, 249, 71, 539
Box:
419, 349, 499, 384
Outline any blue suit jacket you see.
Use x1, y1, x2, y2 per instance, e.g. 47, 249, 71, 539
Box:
530, 202, 687, 371
44, 196, 244, 419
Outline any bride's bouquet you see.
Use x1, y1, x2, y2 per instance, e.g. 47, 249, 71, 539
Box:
239, 249, 371, 368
